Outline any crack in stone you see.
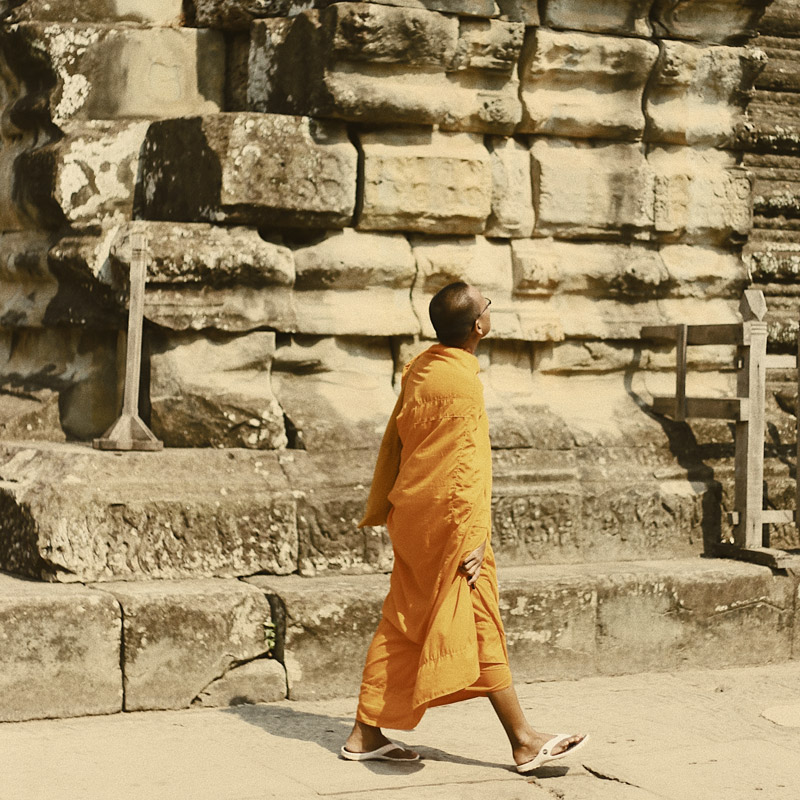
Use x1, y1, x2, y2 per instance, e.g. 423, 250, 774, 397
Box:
584, 764, 643, 788
190, 650, 277, 705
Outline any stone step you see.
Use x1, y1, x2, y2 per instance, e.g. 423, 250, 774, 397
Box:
249, 557, 800, 701
2, 557, 797, 722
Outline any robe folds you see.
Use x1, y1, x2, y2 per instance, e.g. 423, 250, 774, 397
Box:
356, 344, 511, 730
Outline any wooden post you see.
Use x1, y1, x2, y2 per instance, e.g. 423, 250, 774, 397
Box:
93, 232, 163, 452
675, 324, 688, 421
733, 290, 767, 548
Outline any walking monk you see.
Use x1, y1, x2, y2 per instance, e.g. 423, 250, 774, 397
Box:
342, 282, 588, 774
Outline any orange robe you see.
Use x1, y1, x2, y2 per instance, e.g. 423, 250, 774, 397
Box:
356, 344, 511, 730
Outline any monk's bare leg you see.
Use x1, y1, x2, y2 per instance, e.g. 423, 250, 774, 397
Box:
343, 720, 419, 760
488, 685, 585, 766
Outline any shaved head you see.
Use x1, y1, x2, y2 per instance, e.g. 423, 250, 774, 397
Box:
429, 282, 482, 347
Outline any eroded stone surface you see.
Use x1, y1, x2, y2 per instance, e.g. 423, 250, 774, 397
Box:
541, 0, 652, 36
2, 23, 223, 125
0, 573, 121, 721
148, 329, 288, 450
645, 41, 766, 147
248, 7, 524, 133
652, 0, 773, 44
93, 579, 272, 711
519, 29, 658, 139
651, 146, 753, 244
532, 138, 655, 239
485, 137, 535, 238
3, 0, 184, 23
192, 658, 287, 707
0, 443, 298, 582
357, 128, 492, 234
138, 114, 357, 229
0, 232, 57, 328
0, 387, 64, 441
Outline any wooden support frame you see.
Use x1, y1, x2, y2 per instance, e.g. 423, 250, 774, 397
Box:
93, 232, 163, 452
641, 290, 798, 570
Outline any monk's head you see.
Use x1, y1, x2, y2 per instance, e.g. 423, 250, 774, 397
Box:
429, 282, 491, 351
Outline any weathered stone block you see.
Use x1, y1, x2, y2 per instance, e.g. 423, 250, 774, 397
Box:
3, 0, 184, 23
532, 138, 655, 239
3, 24, 223, 125
0, 232, 57, 328
248, 8, 523, 133
0, 443, 298, 582
272, 336, 397, 452
519, 30, 658, 139
278, 450, 394, 576
191, 0, 501, 29
596, 561, 795, 673
0, 327, 122, 440
192, 659, 287, 707
650, 146, 753, 244
20, 121, 149, 231
245, 572, 389, 700
500, 566, 597, 680
0, 387, 64, 442
540, 0, 652, 36
138, 114, 357, 229
149, 329, 288, 450
357, 128, 491, 235
0, 574, 121, 721
645, 41, 766, 147
495, 0, 538, 24
94, 579, 272, 711
652, 0, 773, 45
659, 244, 747, 297
511, 240, 669, 299
485, 137, 535, 238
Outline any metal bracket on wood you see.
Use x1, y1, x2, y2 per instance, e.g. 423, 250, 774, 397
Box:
93, 232, 163, 452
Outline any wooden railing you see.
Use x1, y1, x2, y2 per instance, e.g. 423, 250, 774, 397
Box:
641, 290, 795, 569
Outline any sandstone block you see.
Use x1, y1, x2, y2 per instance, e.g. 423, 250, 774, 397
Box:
532, 138, 655, 239
0, 574, 121, 721
596, 561, 794, 673
0, 327, 122, 440
138, 114, 357, 229
485, 137, 535, 238
652, 0, 773, 45
3, 0, 184, 23
645, 41, 767, 147
0, 387, 64, 442
110, 222, 295, 289
519, 29, 658, 139
0, 232, 57, 327
291, 229, 419, 335
511, 240, 669, 299
3, 24, 223, 125
149, 329, 288, 450
248, 8, 523, 133
650, 146, 753, 244
357, 129, 492, 235
659, 244, 747, 297
20, 121, 149, 231
0, 443, 298, 582
278, 450, 394, 575
495, 0, 539, 24
540, 0, 652, 36
192, 659, 287, 707
245, 573, 390, 700
190, 0, 501, 29
272, 336, 397, 452
94, 579, 272, 711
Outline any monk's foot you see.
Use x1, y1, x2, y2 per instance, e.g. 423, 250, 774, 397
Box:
512, 732, 587, 767
343, 723, 419, 761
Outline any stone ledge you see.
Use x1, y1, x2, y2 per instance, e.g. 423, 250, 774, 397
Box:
250, 559, 800, 701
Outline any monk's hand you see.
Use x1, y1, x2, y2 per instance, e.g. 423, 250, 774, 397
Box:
461, 540, 486, 589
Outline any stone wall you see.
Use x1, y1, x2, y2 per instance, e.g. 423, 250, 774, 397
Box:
0, 0, 795, 577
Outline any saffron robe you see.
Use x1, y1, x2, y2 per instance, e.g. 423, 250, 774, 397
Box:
356, 344, 511, 730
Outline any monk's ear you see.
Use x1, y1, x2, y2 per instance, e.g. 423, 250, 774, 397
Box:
475, 318, 486, 337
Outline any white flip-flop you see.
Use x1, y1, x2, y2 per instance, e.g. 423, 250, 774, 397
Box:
516, 733, 589, 775
340, 741, 420, 762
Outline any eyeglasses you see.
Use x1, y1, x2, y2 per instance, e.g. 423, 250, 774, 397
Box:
475, 298, 491, 321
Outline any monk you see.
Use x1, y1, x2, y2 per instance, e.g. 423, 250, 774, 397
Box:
341, 282, 588, 774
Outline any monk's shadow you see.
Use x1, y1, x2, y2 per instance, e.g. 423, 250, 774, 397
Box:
220, 703, 510, 774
